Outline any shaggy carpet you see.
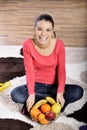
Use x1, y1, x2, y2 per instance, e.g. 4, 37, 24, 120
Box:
0, 119, 33, 130
0, 45, 87, 130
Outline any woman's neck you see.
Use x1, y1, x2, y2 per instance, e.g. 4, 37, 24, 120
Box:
32, 38, 56, 56
33, 38, 51, 49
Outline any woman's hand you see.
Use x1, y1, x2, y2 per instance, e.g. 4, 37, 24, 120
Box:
56, 93, 65, 107
26, 94, 35, 112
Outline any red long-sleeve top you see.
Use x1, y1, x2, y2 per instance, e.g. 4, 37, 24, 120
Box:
23, 38, 66, 95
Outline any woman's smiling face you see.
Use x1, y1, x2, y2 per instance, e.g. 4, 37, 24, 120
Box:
34, 20, 54, 46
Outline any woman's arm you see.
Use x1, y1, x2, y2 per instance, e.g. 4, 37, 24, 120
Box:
23, 40, 35, 95
57, 40, 66, 93
57, 40, 66, 106
23, 40, 35, 111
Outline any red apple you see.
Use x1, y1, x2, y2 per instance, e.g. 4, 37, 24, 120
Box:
45, 111, 56, 121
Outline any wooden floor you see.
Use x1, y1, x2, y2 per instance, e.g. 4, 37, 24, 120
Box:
0, 0, 87, 46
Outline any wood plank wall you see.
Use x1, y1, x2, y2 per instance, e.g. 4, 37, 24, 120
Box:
0, 0, 87, 46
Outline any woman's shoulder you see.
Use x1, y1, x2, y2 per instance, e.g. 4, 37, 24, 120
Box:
23, 38, 34, 49
54, 39, 65, 54
56, 38, 65, 49
56, 38, 64, 45
23, 38, 32, 45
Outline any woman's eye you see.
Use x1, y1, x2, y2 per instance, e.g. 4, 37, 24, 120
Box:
47, 29, 50, 31
37, 28, 42, 31
37, 28, 51, 32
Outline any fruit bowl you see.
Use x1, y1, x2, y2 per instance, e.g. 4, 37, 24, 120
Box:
29, 97, 62, 125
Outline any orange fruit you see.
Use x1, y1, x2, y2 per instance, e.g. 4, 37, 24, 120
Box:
30, 108, 41, 122
38, 113, 45, 122
39, 118, 49, 125
40, 103, 51, 113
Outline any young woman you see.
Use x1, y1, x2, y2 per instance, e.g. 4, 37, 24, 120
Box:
11, 14, 83, 113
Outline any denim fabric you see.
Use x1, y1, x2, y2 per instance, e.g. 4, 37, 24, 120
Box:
11, 82, 83, 111
11, 84, 28, 104
79, 125, 87, 130
62, 84, 83, 111
35, 82, 57, 102
11, 82, 57, 103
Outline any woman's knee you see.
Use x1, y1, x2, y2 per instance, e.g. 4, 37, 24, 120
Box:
74, 85, 84, 101
11, 85, 28, 104
64, 84, 84, 103
11, 88, 18, 103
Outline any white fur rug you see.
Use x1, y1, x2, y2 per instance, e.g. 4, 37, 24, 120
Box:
0, 46, 87, 130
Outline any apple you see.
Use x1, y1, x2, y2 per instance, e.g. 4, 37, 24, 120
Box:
45, 111, 56, 121
52, 103, 62, 114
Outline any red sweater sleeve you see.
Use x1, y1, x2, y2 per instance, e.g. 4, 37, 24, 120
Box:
57, 40, 66, 93
23, 40, 35, 94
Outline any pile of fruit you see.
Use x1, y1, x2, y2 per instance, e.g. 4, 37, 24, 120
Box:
30, 97, 62, 125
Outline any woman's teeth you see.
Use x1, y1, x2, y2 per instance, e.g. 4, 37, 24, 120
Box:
40, 37, 47, 41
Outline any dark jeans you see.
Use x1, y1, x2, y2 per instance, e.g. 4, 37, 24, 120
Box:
11, 82, 83, 111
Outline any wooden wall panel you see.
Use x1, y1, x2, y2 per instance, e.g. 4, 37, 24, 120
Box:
0, 0, 87, 46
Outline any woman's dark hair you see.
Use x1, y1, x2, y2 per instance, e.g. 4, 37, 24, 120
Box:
35, 14, 56, 37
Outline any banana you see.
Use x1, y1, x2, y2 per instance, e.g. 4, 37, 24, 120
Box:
39, 118, 49, 125
0, 81, 11, 92
32, 99, 47, 109
46, 97, 56, 105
